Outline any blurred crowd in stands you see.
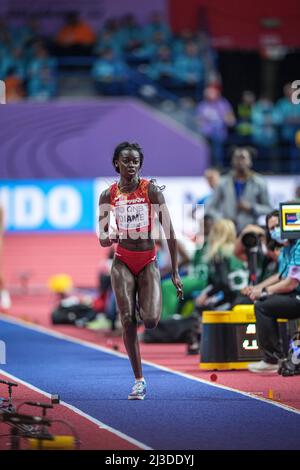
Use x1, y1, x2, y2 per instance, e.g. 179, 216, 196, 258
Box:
1, 11, 300, 172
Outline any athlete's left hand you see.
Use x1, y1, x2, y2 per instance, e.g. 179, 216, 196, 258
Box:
172, 271, 184, 300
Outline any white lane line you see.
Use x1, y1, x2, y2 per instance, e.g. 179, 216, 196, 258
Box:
0, 368, 151, 450
1, 313, 300, 417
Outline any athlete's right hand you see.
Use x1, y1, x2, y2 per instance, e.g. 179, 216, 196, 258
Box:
172, 271, 184, 300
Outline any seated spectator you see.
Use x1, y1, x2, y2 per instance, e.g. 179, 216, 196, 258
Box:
196, 86, 236, 167
195, 218, 249, 310
92, 48, 133, 96
174, 41, 204, 100
117, 14, 143, 53
94, 29, 122, 57
234, 222, 281, 305
0, 47, 26, 80
275, 82, 300, 173
236, 90, 256, 145
172, 29, 196, 58
27, 43, 57, 99
160, 215, 214, 320
187, 218, 248, 353
130, 31, 167, 65
243, 208, 300, 374
55, 11, 96, 55
27, 43, 57, 78
146, 45, 175, 88
28, 66, 56, 100
143, 11, 170, 42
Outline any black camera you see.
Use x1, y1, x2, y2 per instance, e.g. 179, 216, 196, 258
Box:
241, 232, 260, 249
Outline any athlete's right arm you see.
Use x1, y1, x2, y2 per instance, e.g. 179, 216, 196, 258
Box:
98, 189, 113, 247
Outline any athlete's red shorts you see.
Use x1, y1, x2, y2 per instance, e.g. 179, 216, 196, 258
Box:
115, 245, 156, 276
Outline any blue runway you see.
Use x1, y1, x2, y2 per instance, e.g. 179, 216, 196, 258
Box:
1, 317, 300, 450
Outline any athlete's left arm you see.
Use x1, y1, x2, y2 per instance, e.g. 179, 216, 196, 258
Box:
149, 183, 183, 299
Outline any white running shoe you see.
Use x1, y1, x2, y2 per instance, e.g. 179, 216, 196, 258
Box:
128, 380, 146, 400
248, 360, 278, 374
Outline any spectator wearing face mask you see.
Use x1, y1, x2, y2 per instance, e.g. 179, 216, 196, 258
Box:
244, 208, 300, 374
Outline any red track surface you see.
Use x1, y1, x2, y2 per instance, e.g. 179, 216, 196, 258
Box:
2, 233, 109, 288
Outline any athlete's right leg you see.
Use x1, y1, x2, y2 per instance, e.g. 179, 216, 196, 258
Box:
111, 257, 143, 380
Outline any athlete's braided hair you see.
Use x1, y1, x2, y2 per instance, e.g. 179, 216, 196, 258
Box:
112, 142, 144, 173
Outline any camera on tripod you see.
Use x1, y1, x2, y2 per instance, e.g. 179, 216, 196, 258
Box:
239, 227, 266, 285
241, 231, 261, 250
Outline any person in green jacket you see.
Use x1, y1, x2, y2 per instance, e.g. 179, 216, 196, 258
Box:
195, 218, 249, 310
160, 215, 214, 319
187, 218, 249, 354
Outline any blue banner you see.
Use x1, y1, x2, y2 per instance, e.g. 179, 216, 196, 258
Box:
0, 180, 96, 232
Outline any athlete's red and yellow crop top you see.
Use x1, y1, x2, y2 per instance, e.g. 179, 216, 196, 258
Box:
109, 178, 154, 235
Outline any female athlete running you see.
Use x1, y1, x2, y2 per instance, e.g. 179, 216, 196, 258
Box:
98, 142, 183, 400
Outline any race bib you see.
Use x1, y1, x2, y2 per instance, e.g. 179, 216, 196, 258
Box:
116, 203, 149, 231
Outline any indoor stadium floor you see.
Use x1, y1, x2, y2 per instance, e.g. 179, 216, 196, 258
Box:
1, 234, 300, 450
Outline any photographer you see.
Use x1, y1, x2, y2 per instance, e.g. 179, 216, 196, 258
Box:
233, 222, 281, 305
244, 210, 300, 374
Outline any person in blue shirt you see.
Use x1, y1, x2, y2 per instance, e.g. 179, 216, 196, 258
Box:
143, 11, 171, 42
130, 31, 167, 65
173, 41, 204, 100
116, 14, 144, 53
92, 48, 133, 96
27, 43, 57, 76
0, 47, 26, 80
27, 43, 57, 99
146, 45, 175, 87
28, 66, 56, 100
245, 209, 300, 373
94, 29, 122, 57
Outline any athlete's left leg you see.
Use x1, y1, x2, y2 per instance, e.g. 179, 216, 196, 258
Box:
137, 260, 162, 329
